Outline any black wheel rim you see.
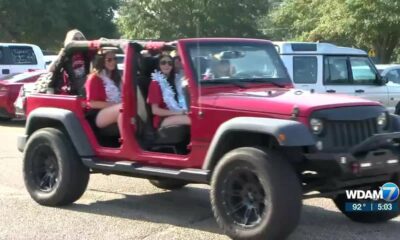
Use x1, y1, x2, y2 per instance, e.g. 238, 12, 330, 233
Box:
222, 166, 267, 228
31, 144, 59, 192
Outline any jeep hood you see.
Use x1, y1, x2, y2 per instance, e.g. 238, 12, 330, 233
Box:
204, 88, 381, 117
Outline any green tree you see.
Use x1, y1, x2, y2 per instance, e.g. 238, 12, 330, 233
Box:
263, 0, 400, 63
63, 0, 120, 41
0, 0, 119, 49
392, 47, 400, 63
117, 0, 270, 40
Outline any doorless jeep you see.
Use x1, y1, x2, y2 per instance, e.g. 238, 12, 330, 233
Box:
18, 39, 400, 240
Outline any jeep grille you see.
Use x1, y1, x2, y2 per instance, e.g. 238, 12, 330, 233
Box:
320, 118, 379, 151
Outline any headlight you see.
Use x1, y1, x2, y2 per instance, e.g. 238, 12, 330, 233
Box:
310, 118, 323, 135
377, 112, 388, 129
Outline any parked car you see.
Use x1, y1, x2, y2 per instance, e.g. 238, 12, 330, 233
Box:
376, 64, 400, 85
116, 53, 124, 72
0, 43, 45, 79
44, 55, 58, 69
18, 39, 400, 240
0, 69, 46, 120
275, 42, 400, 114
14, 81, 36, 119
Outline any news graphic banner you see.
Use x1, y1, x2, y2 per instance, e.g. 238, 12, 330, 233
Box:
344, 182, 399, 212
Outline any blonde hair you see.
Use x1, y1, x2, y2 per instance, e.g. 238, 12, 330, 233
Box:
64, 29, 85, 47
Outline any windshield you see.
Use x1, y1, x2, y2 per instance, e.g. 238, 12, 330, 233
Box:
187, 42, 290, 85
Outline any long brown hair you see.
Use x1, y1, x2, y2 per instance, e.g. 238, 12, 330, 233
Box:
157, 53, 177, 100
92, 49, 121, 86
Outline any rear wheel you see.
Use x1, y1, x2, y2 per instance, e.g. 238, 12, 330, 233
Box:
149, 178, 188, 190
23, 128, 89, 206
211, 147, 302, 240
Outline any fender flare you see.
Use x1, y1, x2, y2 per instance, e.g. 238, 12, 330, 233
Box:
24, 107, 94, 157
202, 117, 315, 170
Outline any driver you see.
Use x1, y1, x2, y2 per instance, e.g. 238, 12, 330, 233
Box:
204, 59, 236, 79
214, 60, 233, 78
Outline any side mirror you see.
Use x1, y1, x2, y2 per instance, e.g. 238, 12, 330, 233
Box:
382, 76, 389, 84
375, 73, 388, 86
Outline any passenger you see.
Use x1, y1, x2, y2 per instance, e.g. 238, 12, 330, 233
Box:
147, 53, 190, 129
85, 49, 122, 131
48, 29, 90, 95
48, 29, 87, 72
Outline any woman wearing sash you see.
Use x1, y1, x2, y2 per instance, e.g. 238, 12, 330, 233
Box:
147, 53, 190, 128
85, 49, 122, 131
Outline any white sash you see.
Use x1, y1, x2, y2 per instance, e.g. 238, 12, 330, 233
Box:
151, 70, 187, 112
100, 70, 121, 103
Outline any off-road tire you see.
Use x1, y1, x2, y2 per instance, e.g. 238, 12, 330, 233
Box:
149, 178, 188, 190
210, 147, 302, 240
23, 127, 89, 206
334, 186, 400, 223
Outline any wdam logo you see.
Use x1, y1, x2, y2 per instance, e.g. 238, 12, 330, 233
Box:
345, 182, 399, 202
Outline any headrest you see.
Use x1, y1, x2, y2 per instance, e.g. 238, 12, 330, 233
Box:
140, 56, 158, 78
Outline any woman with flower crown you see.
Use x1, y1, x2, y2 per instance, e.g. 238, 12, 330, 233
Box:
147, 53, 190, 129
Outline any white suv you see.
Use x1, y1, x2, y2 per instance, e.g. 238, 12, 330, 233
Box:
0, 43, 45, 79
275, 41, 400, 113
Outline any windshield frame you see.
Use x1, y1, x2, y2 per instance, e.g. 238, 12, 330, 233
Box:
184, 40, 292, 87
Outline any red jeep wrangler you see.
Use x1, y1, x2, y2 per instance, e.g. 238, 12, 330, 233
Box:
18, 39, 400, 240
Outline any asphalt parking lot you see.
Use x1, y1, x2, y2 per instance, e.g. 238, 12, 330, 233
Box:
1, 120, 400, 240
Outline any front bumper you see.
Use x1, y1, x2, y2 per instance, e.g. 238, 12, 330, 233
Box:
303, 132, 400, 190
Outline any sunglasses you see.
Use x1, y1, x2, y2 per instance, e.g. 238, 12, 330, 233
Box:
160, 60, 173, 66
105, 57, 116, 63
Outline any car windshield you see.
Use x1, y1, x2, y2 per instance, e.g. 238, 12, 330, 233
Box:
187, 42, 290, 85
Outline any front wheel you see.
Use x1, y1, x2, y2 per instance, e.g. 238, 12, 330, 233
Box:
211, 147, 302, 240
23, 128, 89, 206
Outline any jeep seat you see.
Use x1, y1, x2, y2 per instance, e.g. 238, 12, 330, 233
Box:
153, 125, 190, 145
135, 55, 190, 150
85, 108, 120, 147
100, 123, 119, 137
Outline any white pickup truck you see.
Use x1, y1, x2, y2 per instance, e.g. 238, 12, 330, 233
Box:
0, 43, 45, 79
275, 41, 400, 114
